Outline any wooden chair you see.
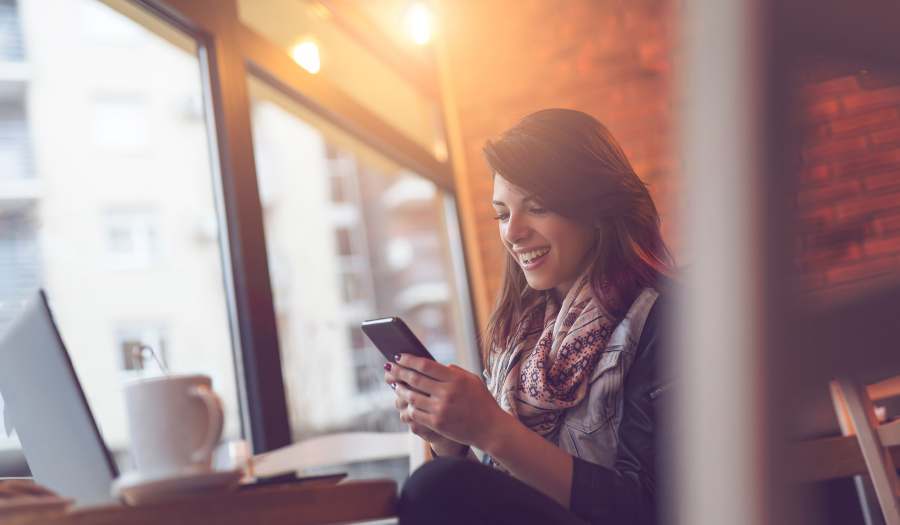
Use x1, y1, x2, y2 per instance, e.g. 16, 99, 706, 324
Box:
829, 376, 900, 525
783, 283, 900, 523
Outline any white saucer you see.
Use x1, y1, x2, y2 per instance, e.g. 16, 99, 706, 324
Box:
112, 469, 243, 505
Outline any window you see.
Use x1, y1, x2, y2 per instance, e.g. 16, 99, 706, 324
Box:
0, 0, 472, 485
104, 210, 160, 269
0, 103, 33, 180
0, 0, 242, 472
249, 76, 472, 484
117, 323, 167, 373
0, 203, 39, 330
334, 227, 353, 257
0, 0, 25, 62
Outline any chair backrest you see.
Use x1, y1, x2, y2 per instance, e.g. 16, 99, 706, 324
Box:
831, 376, 900, 525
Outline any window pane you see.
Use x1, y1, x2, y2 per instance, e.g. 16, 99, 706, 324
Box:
248, 76, 472, 486
0, 0, 241, 475
237, 0, 446, 162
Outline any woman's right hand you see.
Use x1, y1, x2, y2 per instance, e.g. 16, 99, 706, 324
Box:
385, 363, 465, 456
393, 396, 459, 448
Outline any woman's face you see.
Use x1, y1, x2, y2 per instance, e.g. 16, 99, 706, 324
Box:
492, 176, 597, 299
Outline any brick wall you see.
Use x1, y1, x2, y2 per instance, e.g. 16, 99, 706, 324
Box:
440, 2, 900, 311
440, 0, 683, 308
791, 56, 900, 298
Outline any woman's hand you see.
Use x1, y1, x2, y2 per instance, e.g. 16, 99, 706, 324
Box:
391, 395, 464, 454
385, 354, 575, 507
383, 353, 509, 452
384, 361, 461, 454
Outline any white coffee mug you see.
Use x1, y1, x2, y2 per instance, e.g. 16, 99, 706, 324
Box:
124, 374, 224, 479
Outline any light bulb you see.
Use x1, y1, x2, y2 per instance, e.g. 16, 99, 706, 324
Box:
409, 4, 430, 45
291, 42, 320, 74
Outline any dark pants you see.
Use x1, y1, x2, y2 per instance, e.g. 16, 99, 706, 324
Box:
398, 457, 589, 525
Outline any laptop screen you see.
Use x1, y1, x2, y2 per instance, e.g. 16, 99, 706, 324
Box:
0, 291, 119, 506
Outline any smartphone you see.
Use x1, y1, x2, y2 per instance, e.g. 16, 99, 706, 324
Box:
361, 317, 436, 363
239, 473, 347, 492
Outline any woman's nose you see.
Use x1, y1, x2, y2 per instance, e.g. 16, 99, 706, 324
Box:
504, 213, 530, 244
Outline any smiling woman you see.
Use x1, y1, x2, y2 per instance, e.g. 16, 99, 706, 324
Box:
491, 180, 596, 299
385, 109, 678, 525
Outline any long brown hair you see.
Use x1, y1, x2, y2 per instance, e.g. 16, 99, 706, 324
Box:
481, 109, 676, 366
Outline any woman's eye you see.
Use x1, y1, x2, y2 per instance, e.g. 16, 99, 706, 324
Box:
530, 207, 547, 215
493, 214, 509, 221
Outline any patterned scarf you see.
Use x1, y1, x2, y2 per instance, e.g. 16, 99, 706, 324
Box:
488, 269, 617, 447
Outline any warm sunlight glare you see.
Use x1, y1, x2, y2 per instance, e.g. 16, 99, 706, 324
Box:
409, 4, 430, 45
291, 42, 320, 74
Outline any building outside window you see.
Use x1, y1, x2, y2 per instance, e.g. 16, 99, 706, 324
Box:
78, 0, 142, 45
88, 97, 153, 155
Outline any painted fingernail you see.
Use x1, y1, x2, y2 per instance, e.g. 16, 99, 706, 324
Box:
391, 383, 397, 390
384, 363, 392, 371
394, 354, 401, 362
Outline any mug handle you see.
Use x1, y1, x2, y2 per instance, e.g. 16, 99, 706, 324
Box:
189, 384, 224, 464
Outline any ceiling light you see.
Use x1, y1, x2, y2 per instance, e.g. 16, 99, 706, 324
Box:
291, 42, 320, 74
409, 4, 430, 45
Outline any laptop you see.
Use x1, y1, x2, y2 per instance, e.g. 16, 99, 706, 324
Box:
0, 291, 119, 507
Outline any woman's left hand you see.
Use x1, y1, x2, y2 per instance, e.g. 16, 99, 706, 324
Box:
385, 354, 510, 450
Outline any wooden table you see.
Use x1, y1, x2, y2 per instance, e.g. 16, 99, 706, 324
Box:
39, 479, 398, 525
20, 438, 890, 524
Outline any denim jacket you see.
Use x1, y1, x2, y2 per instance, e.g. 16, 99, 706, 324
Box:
557, 287, 660, 467
479, 288, 665, 525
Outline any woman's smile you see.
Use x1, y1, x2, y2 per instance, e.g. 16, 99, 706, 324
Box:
514, 246, 551, 269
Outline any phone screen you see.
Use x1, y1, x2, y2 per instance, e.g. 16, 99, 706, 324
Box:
361, 317, 436, 363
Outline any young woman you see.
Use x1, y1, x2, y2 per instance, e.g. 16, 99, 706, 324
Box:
383, 108, 676, 525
